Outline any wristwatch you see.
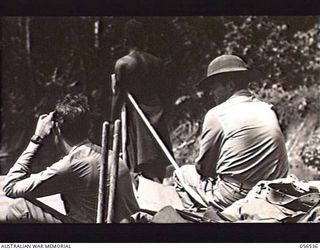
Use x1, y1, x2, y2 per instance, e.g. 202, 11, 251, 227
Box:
30, 134, 44, 145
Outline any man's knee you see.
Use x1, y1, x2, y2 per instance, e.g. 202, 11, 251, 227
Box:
5, 198, 29, 221
174, 165, 205, 210
174, 164, 199, 187
5, 198, 63, 223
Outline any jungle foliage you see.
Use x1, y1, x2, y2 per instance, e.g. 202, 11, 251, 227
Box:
1, 16, 319, 174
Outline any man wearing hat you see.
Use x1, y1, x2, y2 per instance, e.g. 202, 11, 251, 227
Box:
174, 54, 289, 212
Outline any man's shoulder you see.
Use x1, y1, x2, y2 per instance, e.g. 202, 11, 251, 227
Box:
116, 52, 162, 72
69, 143, 101, 161
204, 98, 253, 119
211, 94, 269, 114
205, 105, 222, 117
127, 51, 162, 63
203, 108, 222, 127
116, 55, 133, 67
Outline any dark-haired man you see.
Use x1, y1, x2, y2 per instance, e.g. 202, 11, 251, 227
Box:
174, 55, 289, 211
111, 19, 173, 183
3, 94, 139, 223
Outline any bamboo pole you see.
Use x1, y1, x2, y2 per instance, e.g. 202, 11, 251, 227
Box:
106, 119, 121, 223
96, 122, 110, 223
127, 93, 208, 207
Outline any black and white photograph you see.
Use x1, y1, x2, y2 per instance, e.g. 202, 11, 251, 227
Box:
0, 14, 320, 242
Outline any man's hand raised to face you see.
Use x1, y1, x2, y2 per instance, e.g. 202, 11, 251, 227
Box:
34, 112, 55, 139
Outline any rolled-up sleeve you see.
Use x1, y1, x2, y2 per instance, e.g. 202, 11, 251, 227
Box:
3, 142, 72, 198
195, 112, 224, 178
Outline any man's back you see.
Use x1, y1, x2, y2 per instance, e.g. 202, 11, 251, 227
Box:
115, 51, 164, 105
206, 91, 289, 183
62, 142, 100, 222
61, 141, 139, 223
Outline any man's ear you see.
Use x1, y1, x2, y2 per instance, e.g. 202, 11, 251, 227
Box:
53, 122, 62, 136
228, 80, 236, 92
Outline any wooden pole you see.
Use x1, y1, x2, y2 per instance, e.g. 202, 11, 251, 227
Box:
96, 122, 110, 223
106, 119, 121, 223
127, 93, 208, 207
121, 105, 128, 167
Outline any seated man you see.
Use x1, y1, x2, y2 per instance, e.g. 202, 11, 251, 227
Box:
174, 55, 289, 212
3, 94, 139, 223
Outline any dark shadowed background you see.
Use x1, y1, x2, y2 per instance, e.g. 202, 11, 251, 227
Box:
1, 16, 319, 179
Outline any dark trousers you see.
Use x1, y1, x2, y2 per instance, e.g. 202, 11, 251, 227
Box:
126, 104, 172, 183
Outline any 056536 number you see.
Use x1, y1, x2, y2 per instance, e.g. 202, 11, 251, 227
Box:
300, 244, 319, 249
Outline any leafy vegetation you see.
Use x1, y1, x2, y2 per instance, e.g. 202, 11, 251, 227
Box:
301, 128, 320, 169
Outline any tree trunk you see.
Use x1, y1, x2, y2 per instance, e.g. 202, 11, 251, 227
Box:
25, 17, 31, 55
71, 19, 88, 93
94, 18, 100, 48
25, 17, 36, 101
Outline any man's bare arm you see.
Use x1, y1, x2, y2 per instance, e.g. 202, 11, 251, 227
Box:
111, 59, 127, 121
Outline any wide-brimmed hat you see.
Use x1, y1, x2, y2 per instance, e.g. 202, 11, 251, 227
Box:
198, 54, 261, 88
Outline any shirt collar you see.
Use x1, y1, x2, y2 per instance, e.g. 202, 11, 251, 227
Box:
69, 139, 91, 154
225, 89, 255, 105
231, 89, 252, 98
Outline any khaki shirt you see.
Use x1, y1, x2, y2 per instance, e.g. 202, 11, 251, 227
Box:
3, 140, 139, 223
196, 90, 289, 186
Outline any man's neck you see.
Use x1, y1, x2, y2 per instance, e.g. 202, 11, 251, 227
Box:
58, 135, 87, 155
59, 137, 73, 154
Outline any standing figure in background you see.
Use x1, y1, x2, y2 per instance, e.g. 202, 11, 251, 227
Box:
111, 19, 173, 183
